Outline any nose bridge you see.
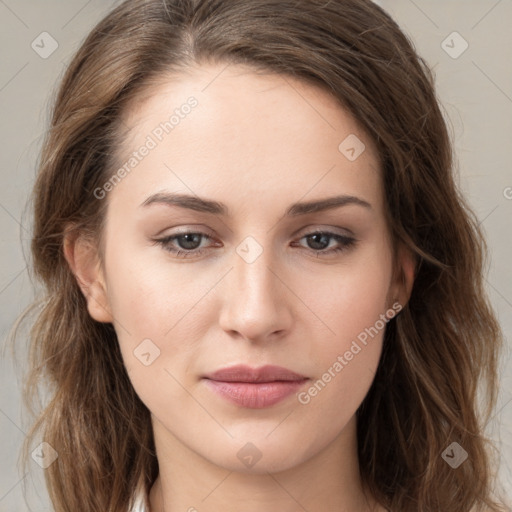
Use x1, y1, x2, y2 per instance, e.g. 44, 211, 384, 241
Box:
235, 238, 276, 297
218, 235, 290, 340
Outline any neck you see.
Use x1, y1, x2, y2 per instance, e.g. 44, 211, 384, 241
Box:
148, 415, 381, 512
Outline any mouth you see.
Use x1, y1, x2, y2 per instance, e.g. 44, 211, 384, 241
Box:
202, 363, 308, 383
202, 364, 310, 408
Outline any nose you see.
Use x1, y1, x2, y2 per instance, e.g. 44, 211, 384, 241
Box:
218, 243, 293, 343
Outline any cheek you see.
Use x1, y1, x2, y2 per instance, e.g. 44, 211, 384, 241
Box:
302, 243, 393, 348
294, 247, 392, 410
104, 243, 199, 334
104, 259, 196, 410
102, 244, 218, 393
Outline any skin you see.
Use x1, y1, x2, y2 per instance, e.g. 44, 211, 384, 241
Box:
65, 62, 415, 512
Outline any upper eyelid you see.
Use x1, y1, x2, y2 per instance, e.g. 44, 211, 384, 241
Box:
157, 224, 354, 238
156, 228, 355, 245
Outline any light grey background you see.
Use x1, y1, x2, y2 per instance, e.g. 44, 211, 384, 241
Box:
0, 1, 510, 510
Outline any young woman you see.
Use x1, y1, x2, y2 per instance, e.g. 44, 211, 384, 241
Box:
14, 0, 509, 511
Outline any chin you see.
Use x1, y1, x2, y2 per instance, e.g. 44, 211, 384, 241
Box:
201, 434, 316, 475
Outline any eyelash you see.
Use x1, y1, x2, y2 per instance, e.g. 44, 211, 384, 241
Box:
154, 230, 357, 259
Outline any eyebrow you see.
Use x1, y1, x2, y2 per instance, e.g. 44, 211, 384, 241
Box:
140, 192, 372, 216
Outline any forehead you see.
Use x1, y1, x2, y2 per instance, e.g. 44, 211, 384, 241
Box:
110, 62, 383, 215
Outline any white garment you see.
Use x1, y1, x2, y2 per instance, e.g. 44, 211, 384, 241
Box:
129, 490, 148, 512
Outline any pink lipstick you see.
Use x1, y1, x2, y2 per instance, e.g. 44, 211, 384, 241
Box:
202, 364, 309, 408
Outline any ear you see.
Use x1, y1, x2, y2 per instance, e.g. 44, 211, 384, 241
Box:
63, 230, 113, 323
387, 243, 416, 310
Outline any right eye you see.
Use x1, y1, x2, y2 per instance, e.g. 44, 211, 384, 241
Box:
155, 231, 216, 258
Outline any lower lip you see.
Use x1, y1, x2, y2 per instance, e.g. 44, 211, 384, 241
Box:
203, 378, 309, 408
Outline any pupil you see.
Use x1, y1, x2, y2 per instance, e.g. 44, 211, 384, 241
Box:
180, 234, 200, 249
309, 234, 328, 250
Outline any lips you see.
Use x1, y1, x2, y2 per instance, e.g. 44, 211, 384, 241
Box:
203, 364, 308, 383
202, 364, 310, 408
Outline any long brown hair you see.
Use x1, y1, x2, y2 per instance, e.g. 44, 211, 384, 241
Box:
9, 0, 509, 511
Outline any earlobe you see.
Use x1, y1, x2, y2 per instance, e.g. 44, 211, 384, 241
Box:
63, 230, 113, 323
390, 244, 417, 309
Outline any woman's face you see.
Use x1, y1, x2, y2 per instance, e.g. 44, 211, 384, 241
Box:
75, 62, 412, 474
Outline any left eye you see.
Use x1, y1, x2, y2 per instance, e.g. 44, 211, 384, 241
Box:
154, 230, 356, 259
293, 231, 356, 255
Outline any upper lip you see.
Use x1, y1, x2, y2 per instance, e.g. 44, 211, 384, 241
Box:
203, 364, 308, 383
